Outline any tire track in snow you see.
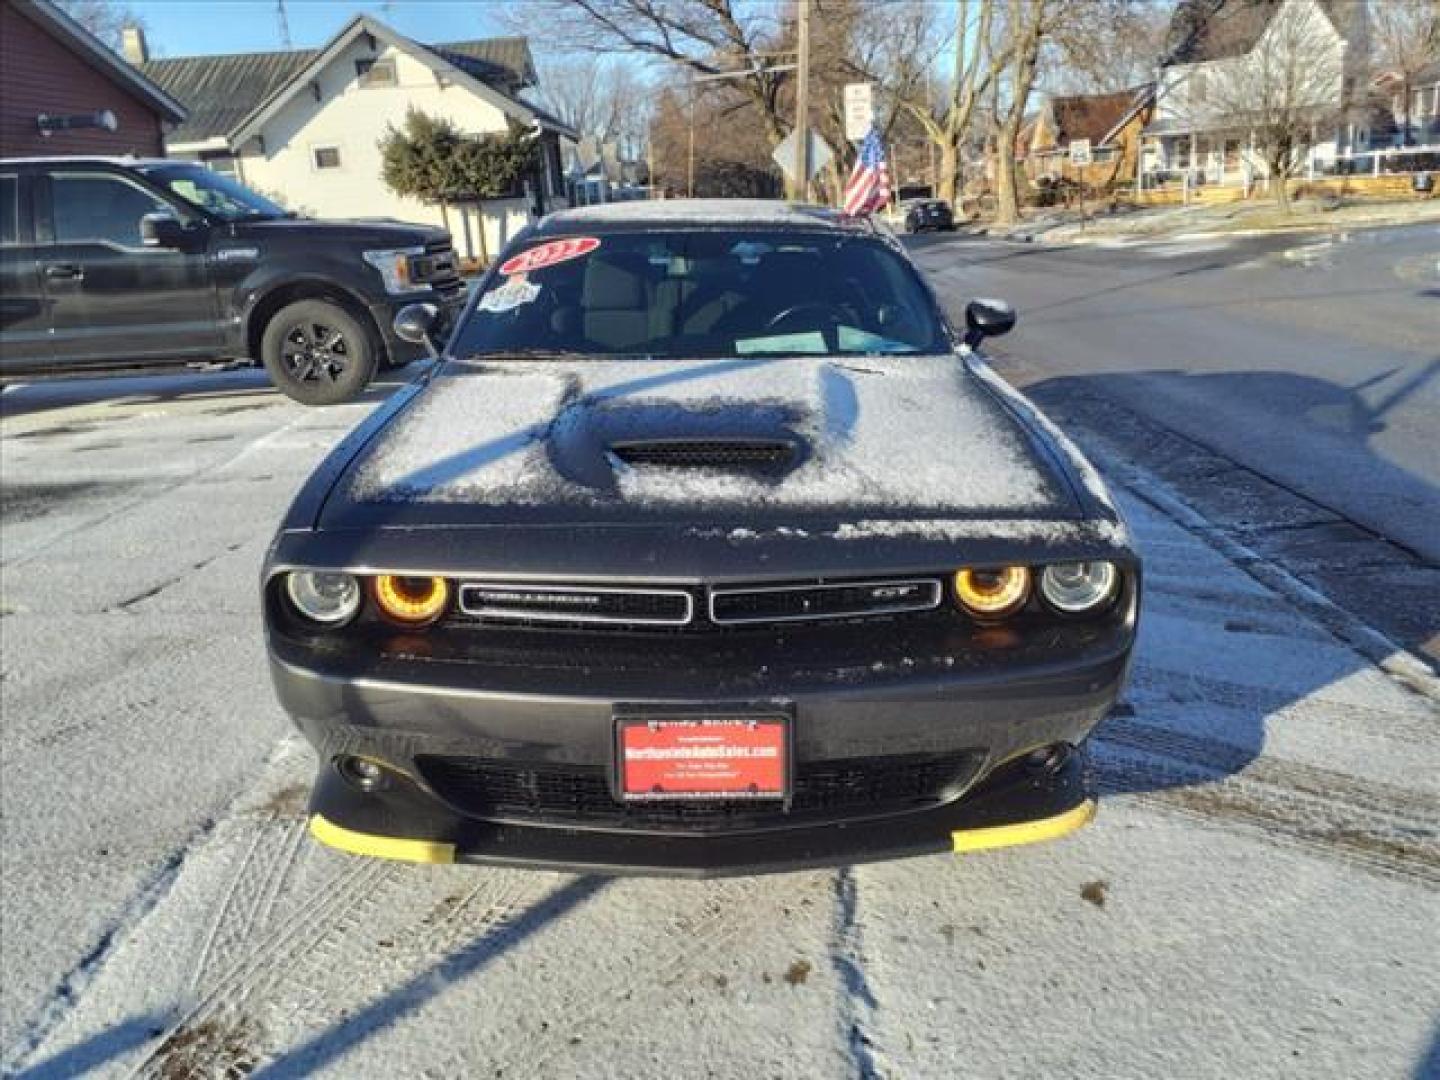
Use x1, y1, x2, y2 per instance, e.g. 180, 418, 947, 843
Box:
127, 857, 395, 1079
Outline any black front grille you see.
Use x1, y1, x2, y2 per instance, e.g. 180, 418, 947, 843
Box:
416, 751, 981, 831
458, 583, 692, 626
711, 579, 942, 625
416, 241, 461, 290
609, 439, 795, 470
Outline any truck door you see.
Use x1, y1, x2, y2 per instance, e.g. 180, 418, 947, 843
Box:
0, 171, 50, 373
38, 168, 222, 368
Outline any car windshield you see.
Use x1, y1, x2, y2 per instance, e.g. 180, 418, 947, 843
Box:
139, 163, 289, 222
453, 230, 951, 359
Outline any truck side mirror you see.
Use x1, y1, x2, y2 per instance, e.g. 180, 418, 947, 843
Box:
140, 211, 188, 249
394, 302, 442, 358
963, 298, 1017, 348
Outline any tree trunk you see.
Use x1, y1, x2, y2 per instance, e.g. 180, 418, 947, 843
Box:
938, 141, 960, 206
994, 138, 1021, 224
1271, 159, 1291, 210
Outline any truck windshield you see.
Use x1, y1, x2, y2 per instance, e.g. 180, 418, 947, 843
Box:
453, 230, 951, 360
139, 163, 290, 222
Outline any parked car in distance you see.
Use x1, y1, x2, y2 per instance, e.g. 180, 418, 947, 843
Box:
904, 198, 955, 233
263, 199, 1140, 876
0, 157, 465, 405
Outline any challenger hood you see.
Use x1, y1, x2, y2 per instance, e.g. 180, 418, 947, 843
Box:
323, 356, 1084, 529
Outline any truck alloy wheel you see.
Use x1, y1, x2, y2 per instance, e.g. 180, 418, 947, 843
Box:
262, 298, 378, 406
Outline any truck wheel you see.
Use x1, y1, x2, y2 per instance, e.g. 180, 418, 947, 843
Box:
261, 299, 377, 406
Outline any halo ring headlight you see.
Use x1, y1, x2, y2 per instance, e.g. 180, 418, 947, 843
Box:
953, 566, 1031, 618
285, 571, 362, 626
373, 575, 450, 625
1040, 561, 1119, 614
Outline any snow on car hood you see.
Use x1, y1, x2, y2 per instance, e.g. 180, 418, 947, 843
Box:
334, 356, 1082, 525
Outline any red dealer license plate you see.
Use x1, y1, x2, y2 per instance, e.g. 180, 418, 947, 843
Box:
618, 716, 789, 801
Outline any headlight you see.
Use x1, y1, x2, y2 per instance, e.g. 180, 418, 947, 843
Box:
362, 247, 425, 294
1040, 561, 1119, 614
953, 566, 1030, 617
373, 575, 450, 625
285, 571, 362, 625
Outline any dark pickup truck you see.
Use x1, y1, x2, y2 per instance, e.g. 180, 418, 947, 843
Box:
0, 157, 464, 405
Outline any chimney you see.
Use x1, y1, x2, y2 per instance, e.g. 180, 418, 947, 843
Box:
121, 25, 148, 64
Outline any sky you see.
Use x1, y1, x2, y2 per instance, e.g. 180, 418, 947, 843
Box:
127, 0, 511, 57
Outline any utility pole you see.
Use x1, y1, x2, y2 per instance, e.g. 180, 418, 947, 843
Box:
275, 0, 292, 48
793, 0, 811, 202
688, 75, 697, 197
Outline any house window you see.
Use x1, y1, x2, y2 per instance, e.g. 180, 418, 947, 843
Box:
355, 58, 396, 87
312, 146, 342, 170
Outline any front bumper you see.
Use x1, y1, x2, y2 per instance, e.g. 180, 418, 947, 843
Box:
270, 628, 1128, 875
307, 745, 1095, 876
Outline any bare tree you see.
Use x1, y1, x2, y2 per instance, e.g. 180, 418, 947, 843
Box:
1370, 0, 1440, 146
1047, 0, 1173, 94
534, 55, 650, 157
512, 1, 794, 150
1189, 0, 1347, 209
992, 0, 1070, 225
889, 0, 1016, 206
54, 0, 147, 51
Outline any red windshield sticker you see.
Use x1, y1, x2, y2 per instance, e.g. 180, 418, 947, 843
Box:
499, 236, 601, 277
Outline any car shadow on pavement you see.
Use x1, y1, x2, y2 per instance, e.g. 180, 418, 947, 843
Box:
10, 878, 607, 1080
1018, 367, 1439, 814
244, 875, 609, 1079
10, 1014, 170, 1080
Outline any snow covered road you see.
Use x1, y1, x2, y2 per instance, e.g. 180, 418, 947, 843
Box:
2, 370, 1437, 1078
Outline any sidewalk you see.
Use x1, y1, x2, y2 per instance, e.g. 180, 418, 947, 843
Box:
976, 196, 1440, 246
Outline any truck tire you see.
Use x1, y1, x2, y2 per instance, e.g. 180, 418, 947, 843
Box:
261, 299, 378, 406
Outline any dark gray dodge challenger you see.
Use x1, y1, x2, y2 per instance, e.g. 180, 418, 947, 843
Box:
263, 200, 1139, 875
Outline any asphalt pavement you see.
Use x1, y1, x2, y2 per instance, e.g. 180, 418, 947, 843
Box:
908, 221, 1440, 660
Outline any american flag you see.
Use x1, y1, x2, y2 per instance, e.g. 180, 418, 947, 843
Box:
841, 126, 891, 217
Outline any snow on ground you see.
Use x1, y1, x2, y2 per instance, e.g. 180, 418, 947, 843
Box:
2, 370, 1438, 1079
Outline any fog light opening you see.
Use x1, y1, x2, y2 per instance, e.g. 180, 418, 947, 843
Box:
1025, 744, 1070, 776
337, 755, 391, 792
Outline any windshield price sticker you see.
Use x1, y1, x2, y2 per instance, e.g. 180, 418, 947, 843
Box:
478, 276, 541, 313
498, 236, 601, 277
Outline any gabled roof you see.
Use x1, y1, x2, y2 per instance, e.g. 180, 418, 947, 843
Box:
426, 37, 535, 91
1049, 85, 1154, 148
141, 48, 313, 146
14, 0, 187, 123
138, 20, 561, 148
1162, 0, 1350, 65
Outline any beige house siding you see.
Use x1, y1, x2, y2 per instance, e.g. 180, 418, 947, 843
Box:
172, 36, 543, 259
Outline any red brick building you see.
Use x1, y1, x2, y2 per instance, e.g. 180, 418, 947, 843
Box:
0, 0, 185, 158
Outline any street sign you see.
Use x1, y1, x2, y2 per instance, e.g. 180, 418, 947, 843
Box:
843, 82, 874, 142
1069, 138, 1092, 166
772, 128, 834, 183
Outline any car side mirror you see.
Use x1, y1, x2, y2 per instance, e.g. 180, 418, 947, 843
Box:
394, 302, 442, 358
963, 298, 1016, 348
140, 211, 188, 249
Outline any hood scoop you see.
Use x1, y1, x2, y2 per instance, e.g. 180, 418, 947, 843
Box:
608, 438, 798, 471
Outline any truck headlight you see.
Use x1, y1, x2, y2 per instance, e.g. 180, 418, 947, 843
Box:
1040, 561, 1119, 614
362, 247, 425, 294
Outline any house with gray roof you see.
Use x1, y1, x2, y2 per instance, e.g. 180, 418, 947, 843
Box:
125, 16, 574, 259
